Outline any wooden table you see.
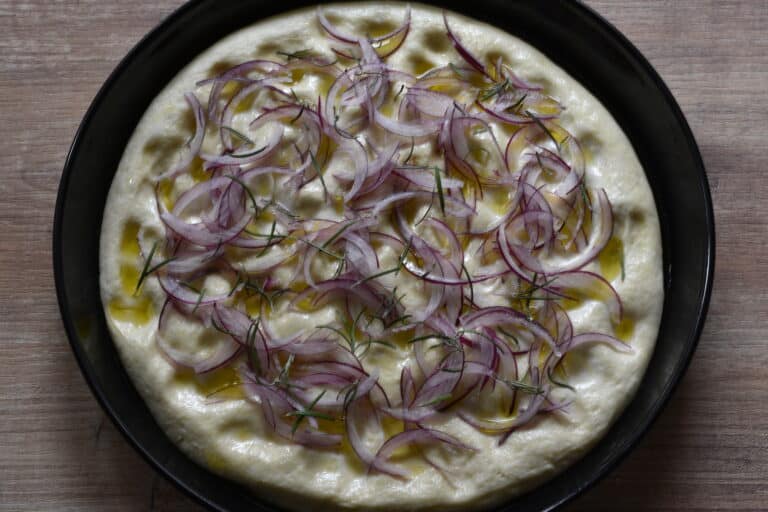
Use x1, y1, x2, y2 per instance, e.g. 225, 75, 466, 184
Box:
1, 1, 765, 510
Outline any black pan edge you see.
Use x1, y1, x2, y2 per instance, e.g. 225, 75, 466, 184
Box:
54, 1, 715, 511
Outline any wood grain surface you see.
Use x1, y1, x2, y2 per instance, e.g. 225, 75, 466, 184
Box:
1, 1, 765, 510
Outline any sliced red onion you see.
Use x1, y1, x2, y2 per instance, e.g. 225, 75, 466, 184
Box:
507, 188, 613, 274
346, 400, 408, 478
155, 93, 207, 181
375, 428, 472, 463
372, 108, 441, 137
443, 13, 490, 78
462, 306, 559, 355
158, 274, 235, 306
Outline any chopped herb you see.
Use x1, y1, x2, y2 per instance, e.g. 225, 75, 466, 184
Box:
580, 181, 593, 211
221, 126, 254, 146
547, 366, 575, 392
135, 241, 176, 294
288, 390, 334, 434
461, 262, 474, 305
246, 318, 262, 375
479, 78, 509, 102
308, 150, 329, 199
498, 378, 542, 395
285, 235, 343, 260
340, 382, 358, 410
275, 353, 295, 389
243, 279, 273, 309
290, 104, 306, 124
277, 49, 313, 61
414, 192, 435, 226
322, 219, 358, 249
224, 174, 259, 213
228, 145, 267, 159
354, 265, 400, 287
506, 93, 527, 112
228, 271, 244, 297
211, 317, 234, 337
419, 393, 452, 408
497, 327, 520, 347
407, 333, 456, 345
434, 166, 446, 215
525, 110, 560, 152
257, 220, 279, 257
191, 287, 206, 313
404, 137, 415, 164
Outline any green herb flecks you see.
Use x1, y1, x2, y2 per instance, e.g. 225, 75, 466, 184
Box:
498, 378, 543, 395
221, 126, 255, 146
434, 166, 446, 215
308, 149, 329, 200
317, 309, 394, 358
461, 262, 474, 306
191, 288, 206, 314
135, 241, 176, 294
228, 145, 267, 159
506, 93, 527, 113
322, 219, 358, 249
479, 78, 509, 102
353, 237, 411, 288
258, 220, 280, 257
547, 366, 575, 392
246, 318, 262, 375
287, 390, 335, 434
224, 174, 260, 214
419, 393, 452, 408
277, 49, 313, 61
525, 110, 560, 152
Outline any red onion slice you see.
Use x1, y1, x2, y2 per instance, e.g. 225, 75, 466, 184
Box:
155, 93, 207, 182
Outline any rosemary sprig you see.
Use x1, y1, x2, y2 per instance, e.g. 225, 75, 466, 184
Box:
285, 235, 343, 260
322, 219, 358, 249
498, 377, 543, 395
497, 327, 520, 347
547, 366, 575, 392
419, 393, 452, 408
353, 239, 410, 288
277, 49, 313, 61
274, 353, 295, 389
228, 145, 267, 159
134, 241, 176, 294
339, 382, 358, 410
220, 126, 254, 146
461, 262, 474, 305
479, 78, 509, 102
246, 318, 262, 375
287, 390, 334, 434
191, 287, 206, 314
257, 219, 279, 257
308, 149, 328, 199
525, 110, 560, 152
434, 166, 446, 215
243, 279, 273, 309
403, 137, 415, 164
224, 174, 259, 213
211, 317, 234, 337
506, 93, 527, 113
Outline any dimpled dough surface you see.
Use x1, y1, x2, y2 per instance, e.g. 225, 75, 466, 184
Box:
99, 3, 663, 510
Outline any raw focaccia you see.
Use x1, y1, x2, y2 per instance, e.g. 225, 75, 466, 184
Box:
100, 3, 663, 510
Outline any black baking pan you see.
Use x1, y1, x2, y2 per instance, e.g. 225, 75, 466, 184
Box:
53, 1, 714, 510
